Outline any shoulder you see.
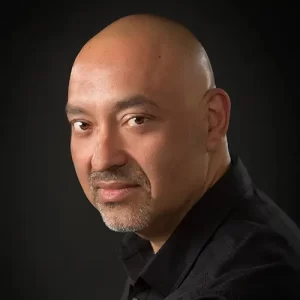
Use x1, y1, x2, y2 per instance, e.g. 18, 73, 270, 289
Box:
203, 222, 300, 299
177, 192, 300, 299
211, 187, 300, 285
172, 221, 300, 299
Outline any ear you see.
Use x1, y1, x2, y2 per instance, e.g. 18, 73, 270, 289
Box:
206, 88, 231, 152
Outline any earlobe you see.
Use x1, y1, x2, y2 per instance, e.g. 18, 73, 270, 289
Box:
206, 89, 231, 151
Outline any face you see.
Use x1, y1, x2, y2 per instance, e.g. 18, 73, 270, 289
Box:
67, 39, 209, 234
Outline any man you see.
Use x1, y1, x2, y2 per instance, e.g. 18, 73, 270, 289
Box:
66, 14, 300, 299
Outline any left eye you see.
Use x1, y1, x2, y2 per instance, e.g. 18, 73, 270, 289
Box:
127, 116, 148, 126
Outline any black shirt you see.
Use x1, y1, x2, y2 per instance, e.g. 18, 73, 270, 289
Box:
119, 155, 300, 299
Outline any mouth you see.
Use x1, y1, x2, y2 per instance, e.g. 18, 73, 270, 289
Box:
96, 183, 140, 203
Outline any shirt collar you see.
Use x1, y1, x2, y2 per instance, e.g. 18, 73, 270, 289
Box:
119, 154, 252, 297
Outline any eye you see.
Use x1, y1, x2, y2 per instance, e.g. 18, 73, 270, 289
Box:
71, 121, 91, 132
127, 116, 149, 127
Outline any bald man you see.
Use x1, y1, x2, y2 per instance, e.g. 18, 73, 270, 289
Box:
66, 14, 300, 300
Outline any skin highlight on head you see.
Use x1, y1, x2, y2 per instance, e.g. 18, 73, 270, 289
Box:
67, 14, 231, 253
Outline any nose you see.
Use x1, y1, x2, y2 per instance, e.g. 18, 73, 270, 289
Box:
91, 129, 127, 172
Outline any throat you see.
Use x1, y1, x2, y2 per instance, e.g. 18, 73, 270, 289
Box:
135, 204, 195, 253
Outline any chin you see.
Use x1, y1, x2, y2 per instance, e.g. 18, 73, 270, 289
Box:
95, 199, 152, 233
104, 223, 142, 233
102, 218, 148, 232
99, 210, 150, 233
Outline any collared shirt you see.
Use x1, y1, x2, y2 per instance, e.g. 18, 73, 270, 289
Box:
119, 155, 300, 299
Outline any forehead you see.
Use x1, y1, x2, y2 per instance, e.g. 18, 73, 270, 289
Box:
67, 37, 195, 112
68, 57, 179, 112
68, 64, 156, 110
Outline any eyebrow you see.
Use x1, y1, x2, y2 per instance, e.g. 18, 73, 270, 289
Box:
65, 105, 89, 117
113, 95, 160, 111
65, 95, 160, 117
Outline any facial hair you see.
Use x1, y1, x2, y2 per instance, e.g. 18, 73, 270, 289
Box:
88, 164, 152, 232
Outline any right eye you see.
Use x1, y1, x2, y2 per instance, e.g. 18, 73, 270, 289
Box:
71, 121, 91, 133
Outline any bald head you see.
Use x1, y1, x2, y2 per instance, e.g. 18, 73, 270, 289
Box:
71, 14, 215, 98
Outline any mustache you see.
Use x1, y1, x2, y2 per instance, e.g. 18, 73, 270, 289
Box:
88, 165, 150, 189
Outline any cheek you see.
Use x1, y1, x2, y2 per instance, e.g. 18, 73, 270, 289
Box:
136, 124, 207, 208
70, 138, 93, 195
136, 131, 193, 194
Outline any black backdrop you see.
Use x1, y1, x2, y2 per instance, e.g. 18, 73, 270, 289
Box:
9, 1, 299, 299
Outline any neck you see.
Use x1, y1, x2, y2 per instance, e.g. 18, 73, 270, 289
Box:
137, 141, 231, 254
205, 142, 231, 191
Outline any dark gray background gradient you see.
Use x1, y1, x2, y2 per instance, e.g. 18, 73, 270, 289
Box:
10, 1, 299, 299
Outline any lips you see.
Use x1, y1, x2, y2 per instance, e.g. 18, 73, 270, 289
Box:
95, 181, 139, 190
95, 181, 140, 202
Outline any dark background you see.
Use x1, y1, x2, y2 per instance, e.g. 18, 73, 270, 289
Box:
9, 1, 299, 299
